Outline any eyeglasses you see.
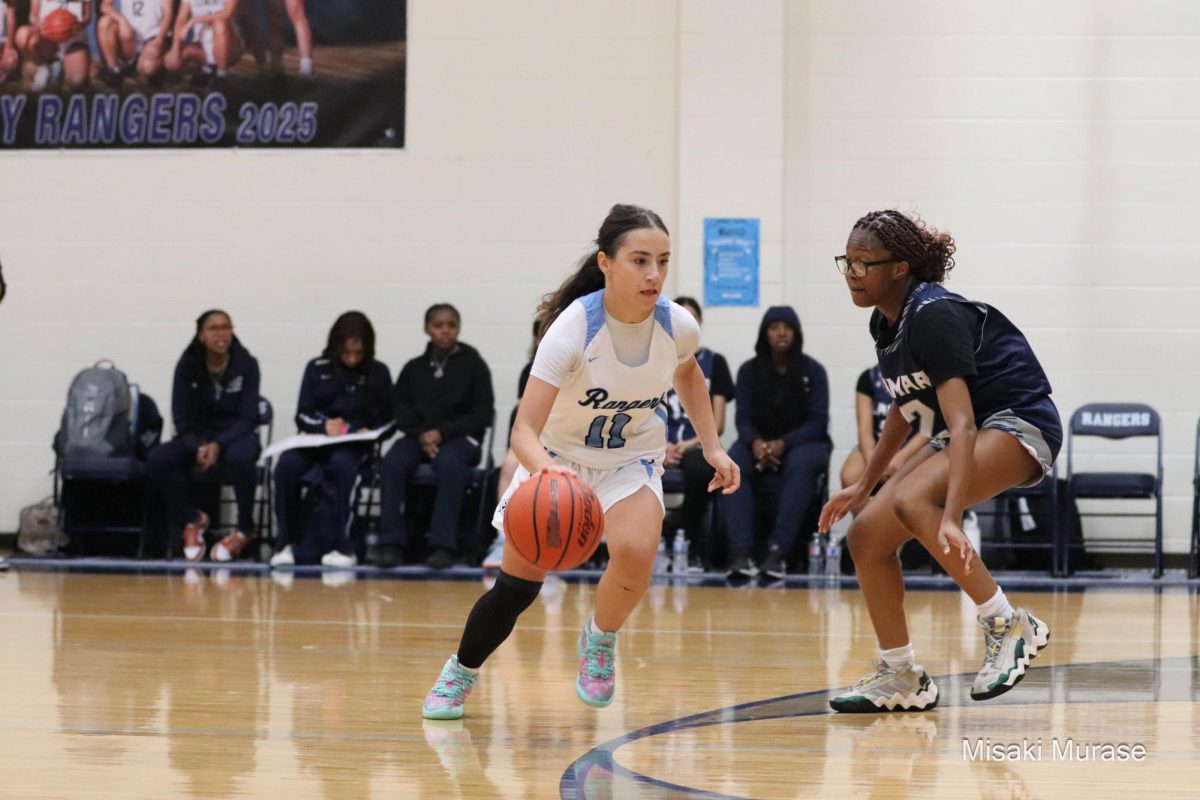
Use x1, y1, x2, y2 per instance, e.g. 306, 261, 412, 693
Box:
834, 255, 895, 278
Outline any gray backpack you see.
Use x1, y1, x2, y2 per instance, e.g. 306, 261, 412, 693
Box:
54, 360, 134, 458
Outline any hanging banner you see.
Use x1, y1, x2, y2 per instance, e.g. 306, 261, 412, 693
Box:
0, 0, 405, 148
703, 217, 760, 307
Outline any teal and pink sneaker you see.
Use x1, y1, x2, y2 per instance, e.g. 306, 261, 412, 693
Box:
576, 621, 617, 708
422, 655, 477, 720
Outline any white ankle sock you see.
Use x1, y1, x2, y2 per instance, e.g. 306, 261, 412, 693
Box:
299, 57, 313, 75
879, 643, 915, 669
454, 656, 480, 676
589, 617, 604, 636
976, 588, 1014, 621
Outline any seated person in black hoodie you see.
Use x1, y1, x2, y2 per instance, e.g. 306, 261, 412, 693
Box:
148, 309, 262, 562
270, 311, 392, 569
377, 303, 495, 569
723, 305, 831, 579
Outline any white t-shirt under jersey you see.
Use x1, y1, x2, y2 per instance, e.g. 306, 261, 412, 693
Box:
0, 0, 8, 43
530, 290, 700, 470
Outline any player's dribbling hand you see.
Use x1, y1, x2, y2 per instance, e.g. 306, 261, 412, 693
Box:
703, 448, 740, 495
539, 463, 577, 478
937, 517, 974, 575
818, 484, 869, 533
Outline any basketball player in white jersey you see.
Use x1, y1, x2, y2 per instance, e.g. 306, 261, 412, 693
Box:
163, 0, 242, 89
0, 0, 18, 81
422, 204, 740, 721
14, 0, 93, 90
97, 0, 171, 84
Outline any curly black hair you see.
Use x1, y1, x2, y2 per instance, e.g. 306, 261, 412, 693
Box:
853, 210, 956, 284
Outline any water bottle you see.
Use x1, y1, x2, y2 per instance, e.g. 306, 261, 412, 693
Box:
654, 536, 669, 574
671, 529, 689, 574
963, 510, 982, 554
825, 534, 842, 578
807, 532, 825, 575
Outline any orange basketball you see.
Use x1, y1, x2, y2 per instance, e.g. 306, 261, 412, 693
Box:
42, 8, 79, 44
503, 469, 604, 571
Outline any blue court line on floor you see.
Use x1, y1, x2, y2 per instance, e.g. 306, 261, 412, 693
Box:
4, 555, 1198, 592
558, 655, 1200, 800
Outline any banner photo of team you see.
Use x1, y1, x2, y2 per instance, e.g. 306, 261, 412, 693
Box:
0, 0, 405, 147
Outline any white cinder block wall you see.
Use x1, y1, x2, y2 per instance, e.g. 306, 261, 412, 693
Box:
1, 1, 1196, 554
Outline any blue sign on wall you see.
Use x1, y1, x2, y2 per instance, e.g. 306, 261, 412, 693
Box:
703, 218, 759, 307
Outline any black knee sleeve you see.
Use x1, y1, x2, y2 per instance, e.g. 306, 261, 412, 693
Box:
456, 570, 542, 669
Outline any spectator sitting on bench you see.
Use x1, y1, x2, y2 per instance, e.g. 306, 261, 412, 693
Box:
271, 311, 392, 569
723, 305, 831, 580
662, 296, 734, 571
147, 309, 261, 562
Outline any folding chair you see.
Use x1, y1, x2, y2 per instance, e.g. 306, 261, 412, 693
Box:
409, 415, 498, 563
54, 385, 163, 558
1066, 403, 1163, 577
970, 468, 1061, 576
1189, 417, 1199, 579
357, 416, 497, 564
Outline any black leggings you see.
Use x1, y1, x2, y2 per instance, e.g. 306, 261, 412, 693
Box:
456, 570, 542, 669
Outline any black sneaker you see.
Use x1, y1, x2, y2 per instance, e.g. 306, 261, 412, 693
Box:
726, 553, 758, 579
190, 65, 215, 88
686, 554, 705, 574
426, 548, 455, 570
370, 544, 404, 568
761, 546, 787, 579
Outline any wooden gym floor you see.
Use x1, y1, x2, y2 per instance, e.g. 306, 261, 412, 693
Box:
0, 567, 1196, 799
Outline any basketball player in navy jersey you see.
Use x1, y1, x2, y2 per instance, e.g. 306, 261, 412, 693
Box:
422, 205, 740, 720
820, 210, 1058, 712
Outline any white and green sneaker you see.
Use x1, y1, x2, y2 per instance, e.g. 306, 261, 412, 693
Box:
971, 607, 1050, 701
830, 661, 939, 713
422, 655, 478, 720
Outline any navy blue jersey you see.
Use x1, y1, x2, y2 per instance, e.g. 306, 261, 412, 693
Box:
856, 366, 892, 442
870, 282, 1055, 441
665, 347, 735, 443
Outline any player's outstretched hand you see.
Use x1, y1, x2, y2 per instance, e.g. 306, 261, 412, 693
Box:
818, 484, 869, 533
703, 447, 740, 495
937, 517, 974, 575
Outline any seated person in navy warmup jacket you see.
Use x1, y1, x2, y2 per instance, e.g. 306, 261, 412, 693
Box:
376, 303, 495, 569
270, 311, 392, 569
148, 309, 261, 562
723, 305, 831, 580
663, 296, 735, 570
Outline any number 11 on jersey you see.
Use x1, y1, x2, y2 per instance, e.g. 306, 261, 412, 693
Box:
585, 413, 630, 449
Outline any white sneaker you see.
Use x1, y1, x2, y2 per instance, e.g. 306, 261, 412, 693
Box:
482, 535, 504, 568
321, 550, 357, 569
269, 545, 295, 567
971, 607, 1050, 701
830, 661, 939, 713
